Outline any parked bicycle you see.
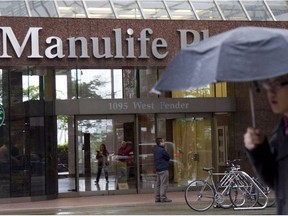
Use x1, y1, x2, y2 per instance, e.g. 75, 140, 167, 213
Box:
252, 177, 275, 207
184, 159, 268, 212
184, 167, 236, 211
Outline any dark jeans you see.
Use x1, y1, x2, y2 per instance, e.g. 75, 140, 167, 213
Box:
96, 166, 108, 183
155, 170, 169, 200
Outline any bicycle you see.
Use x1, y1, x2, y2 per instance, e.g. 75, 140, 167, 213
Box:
252, 177, 275, 207
184, 167, 235, 211
228, 170, 259, 208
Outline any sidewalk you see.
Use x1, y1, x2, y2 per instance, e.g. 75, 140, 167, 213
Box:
0, 192, 183, 213
0, 191, 277, 215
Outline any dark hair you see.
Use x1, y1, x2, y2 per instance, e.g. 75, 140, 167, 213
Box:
156, 138, 163, 146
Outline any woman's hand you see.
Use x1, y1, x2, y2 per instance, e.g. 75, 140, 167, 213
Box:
244, 127, 266, 150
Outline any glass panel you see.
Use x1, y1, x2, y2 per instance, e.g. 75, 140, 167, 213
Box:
138, 0, 169, 19
112, 0, 142, 19
0, 0, 28, 17
139, 68, 159, 98
56, 69, 124, 100
172, 85, 214, 98
58, 115, 76, 193
217, 0, 248, 20
138, 114, 213, 190
113, 69, 123, 99
85, 0, 115, 19
192, 0, 222, 20
28, 0, 58, 17
123, 69, 137, 99
171, 82, 227, 98
0, 70, 2, 104
138, 114, 155, 190
22, 75, 40, 101
172, 116, 212, 181
215, 82, 227, 97
72, 115, 135, 193
166, 1, 196, 20
242, 0, 273, 21
215, 113, 229, 170
56, 0, 87, 18
72, 69, 112, 99
266, 0, 288, 21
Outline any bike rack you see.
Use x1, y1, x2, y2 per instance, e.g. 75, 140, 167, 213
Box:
233, 171, 268, 210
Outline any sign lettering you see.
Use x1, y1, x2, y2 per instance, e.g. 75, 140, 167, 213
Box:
0, 27, 209, 60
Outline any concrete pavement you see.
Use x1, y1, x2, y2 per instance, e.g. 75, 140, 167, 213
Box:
0, 191, 277, 215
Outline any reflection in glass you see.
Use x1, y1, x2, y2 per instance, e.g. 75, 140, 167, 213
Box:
28, 1, 58, 17
166, 1, 196, 20
242, 0, 273, 21
172, 82, 227, 98
267, 0, 288, 21
217, 0, 248, 20
138, 0, 169, 19
0, 0, 28, 17
138, 114, 155, 190
56, 0, 86, 18
85, 0, 115, 18
192, 0, 222, 20
113, 0, 142, 19
22, 75, 40, 101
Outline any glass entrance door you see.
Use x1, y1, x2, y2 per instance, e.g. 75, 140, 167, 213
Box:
76, 115, 136, 193
138, 113, 213, 192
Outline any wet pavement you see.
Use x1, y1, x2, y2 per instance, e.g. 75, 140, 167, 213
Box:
0, 192, 276, 215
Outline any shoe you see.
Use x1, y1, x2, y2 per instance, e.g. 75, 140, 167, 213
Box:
155, 199, 161, 203
160, 198, 172, 203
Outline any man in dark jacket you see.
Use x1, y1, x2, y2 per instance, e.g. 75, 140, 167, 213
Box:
244, 74, 288, 214
153, 138, 171, 203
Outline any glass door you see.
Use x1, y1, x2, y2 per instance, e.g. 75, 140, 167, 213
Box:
138, 113, 213, 192
76, 115, 136, 193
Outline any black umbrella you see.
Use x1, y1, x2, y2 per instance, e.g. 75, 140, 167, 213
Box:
151, 26, 288, 127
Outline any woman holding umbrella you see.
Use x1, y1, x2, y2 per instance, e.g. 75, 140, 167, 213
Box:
244, 74, 288, 215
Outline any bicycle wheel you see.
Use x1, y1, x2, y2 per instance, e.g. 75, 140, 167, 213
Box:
257, 187, 276, 207
229, 182, 246, 207
185, 180, 214, 212
215, 183, 233, 209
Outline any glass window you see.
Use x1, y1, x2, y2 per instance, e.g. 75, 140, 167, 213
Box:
192, 0, 222, 20
217, 0, 248, 20
0, 0, 28, 17
266, 0, 288, 21
22, 75, 40, 101
56, 0, 87, 18
123, 69, 137, 99
112, 0, 142, 19
166, 1, 196, 20
85, 0, 115, 19
138, 0, 169, 19
171, 82, 227, 98
242, 0, 273, 21
139, 68, 159, 98
28, 1, 58, 17
0, 70, 2, 104
138, 113, 155, 190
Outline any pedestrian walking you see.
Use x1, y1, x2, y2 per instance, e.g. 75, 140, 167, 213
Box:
153, 138, 171, 203
244, 74, 288, 215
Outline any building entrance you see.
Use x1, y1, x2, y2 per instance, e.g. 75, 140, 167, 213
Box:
58, 114, 136, 194
138, 113, 213, 193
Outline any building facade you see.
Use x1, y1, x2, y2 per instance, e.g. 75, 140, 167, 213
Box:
0, 0, 286, 202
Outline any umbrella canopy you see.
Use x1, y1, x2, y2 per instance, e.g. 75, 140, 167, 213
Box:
151, 26, 288, 93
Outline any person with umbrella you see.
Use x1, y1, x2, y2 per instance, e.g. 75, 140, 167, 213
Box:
244, 74, 288, 215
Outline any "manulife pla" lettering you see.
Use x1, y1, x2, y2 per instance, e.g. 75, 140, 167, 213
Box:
0, 27, 209, 59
